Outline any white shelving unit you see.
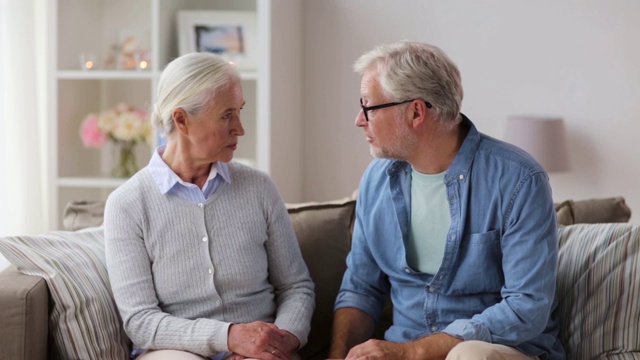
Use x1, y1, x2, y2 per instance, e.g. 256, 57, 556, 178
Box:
47, 0, 292, 230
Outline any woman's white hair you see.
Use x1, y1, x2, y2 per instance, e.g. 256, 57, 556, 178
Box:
151, 52, 241, 136
354, 41, 463, 127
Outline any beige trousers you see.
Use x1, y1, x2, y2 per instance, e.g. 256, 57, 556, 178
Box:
137, 349, 208, 359
138, 343, 535, 360
446, 341, 539, 360
137, 350, 300, 360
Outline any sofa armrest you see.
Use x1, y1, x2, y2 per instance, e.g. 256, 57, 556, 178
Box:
0, 266, 49, 360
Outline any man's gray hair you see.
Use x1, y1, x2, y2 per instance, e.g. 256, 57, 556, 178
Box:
354, 41, 463, 126
151, 52, 241, 137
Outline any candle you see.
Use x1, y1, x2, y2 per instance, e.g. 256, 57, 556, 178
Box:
80, 53, 98, 71
135, 50, 150, 71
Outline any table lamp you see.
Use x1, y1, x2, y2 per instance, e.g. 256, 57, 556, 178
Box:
505, 116, 570, 172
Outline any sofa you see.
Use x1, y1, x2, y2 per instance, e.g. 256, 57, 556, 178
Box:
0, 195, 638, 360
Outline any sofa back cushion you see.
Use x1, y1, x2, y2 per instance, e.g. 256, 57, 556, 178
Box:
557, 223, 640, 359
555, 197, 632, 226
286, 197, 356, 360
63, 200, 106, 231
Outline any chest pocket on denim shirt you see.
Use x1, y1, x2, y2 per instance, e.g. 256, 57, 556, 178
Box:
447, 229, 503, 295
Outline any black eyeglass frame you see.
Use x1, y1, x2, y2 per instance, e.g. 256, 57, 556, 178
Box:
359, 98, 433, 122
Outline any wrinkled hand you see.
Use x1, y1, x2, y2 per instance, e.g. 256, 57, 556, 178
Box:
226, 354, 245, 360
227, 321, 298, 360
345, 339, 409, 360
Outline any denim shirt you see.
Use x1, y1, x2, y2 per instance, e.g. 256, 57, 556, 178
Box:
335, 115, 565, 360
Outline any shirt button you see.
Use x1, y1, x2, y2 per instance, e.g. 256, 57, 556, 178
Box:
459, 174, 464, 180
198, 203, 203, 208
202, 236, 208, 242
404, 268, 411, 273
208, 268, 212, 274
216, 300, 221, 306
431, 326, 438, 332
429, 286, 435, 292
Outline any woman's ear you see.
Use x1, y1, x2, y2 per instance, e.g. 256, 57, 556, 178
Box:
172, 108, 189, 135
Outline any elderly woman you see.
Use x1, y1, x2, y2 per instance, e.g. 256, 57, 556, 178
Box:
104, 52, 314, 360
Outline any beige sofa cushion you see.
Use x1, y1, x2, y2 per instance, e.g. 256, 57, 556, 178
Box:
555, 197, 632, 226
286, 197, 356, 360
63, 200, 106, 231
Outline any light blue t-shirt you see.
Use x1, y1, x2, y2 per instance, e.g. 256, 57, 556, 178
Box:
407, 169, 450, 275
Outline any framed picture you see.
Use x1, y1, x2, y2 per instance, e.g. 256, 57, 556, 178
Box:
178, 10, 258, 71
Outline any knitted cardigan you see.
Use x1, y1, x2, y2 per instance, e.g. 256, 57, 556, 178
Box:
104, 162, 314, 356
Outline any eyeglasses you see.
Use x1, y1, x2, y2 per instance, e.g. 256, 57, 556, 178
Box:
359, 98, 433, 122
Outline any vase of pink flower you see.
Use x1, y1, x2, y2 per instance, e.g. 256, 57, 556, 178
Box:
79, 103, 152, 178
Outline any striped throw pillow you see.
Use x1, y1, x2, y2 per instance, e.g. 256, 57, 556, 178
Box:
0, 227, 129, 359
557, 223, 640, 359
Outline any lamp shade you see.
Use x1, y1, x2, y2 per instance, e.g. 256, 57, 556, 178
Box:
505, 116, 570, 172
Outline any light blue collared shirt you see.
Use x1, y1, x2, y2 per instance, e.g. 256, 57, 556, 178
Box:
335, 115, 565, 360
147, 145, 231, 203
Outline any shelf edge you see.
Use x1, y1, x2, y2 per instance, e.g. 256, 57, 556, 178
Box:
58, 177, 128, 188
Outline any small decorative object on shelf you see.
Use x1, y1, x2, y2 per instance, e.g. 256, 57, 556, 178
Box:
135, 50, 151, 70
80, 52, 98, 70
79, 103, 152, 178
104, 31, 150, 70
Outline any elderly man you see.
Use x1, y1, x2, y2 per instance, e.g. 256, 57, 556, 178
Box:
329, 41, 565, 360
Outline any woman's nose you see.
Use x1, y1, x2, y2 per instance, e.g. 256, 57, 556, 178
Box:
233, 117, 245, 136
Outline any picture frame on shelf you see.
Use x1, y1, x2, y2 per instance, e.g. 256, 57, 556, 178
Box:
177, 10, 257, 71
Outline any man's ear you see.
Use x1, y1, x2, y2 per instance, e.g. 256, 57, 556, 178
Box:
173, 108, 189, 135
409, 100, 428, 128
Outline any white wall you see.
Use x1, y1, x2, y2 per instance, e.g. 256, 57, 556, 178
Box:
268, 0, 304, 202
300, 0, 640, 222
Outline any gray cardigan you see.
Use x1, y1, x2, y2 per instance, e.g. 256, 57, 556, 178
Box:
104, 162, 314, 357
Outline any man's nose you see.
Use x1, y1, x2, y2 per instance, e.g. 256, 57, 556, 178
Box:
355, 110, 367, 127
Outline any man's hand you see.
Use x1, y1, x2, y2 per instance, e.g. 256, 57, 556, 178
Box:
329, 307, 376, 359
345, 339, 412, 360
227, 321, 298, 360
342, 332, 462, 360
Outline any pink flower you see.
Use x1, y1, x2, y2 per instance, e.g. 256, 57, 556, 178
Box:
133, 108, 148, 119
80, 114, 108, 148
114, 102, 131, 114
79, 103, 151, 150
